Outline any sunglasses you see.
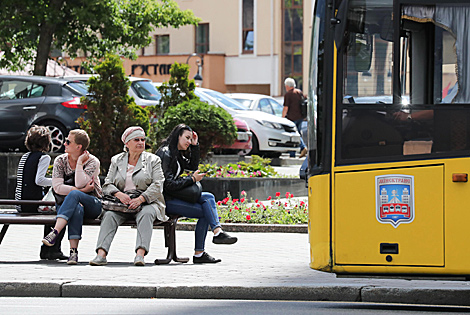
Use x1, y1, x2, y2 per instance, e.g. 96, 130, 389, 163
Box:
133, 138, 146, 142
65, 139, 72, 145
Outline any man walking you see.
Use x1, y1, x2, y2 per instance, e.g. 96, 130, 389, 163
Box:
282, 77, 307, 158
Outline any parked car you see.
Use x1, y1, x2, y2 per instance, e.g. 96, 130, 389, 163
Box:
0, 75, 89, 152
195, 88, 300, 157
225, 93, 284, 117
61, 75, 161, 107
152, 82, 252, 155
227, 93, 309, 147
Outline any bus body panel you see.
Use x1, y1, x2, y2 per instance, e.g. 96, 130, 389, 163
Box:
329, 157, 470, 275
334, 165, 444, 267
308, 174, 332, 271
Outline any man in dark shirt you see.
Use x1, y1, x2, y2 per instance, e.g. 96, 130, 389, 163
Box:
282, 77, 307, 158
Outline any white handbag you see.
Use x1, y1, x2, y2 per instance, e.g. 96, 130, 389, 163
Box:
38, 187, 56, 213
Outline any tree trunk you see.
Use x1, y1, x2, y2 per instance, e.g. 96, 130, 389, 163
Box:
33, 0, 65, 76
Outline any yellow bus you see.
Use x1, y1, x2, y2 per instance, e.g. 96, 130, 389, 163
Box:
307, 0, 470, 276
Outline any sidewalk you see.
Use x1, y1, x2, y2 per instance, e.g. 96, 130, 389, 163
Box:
1, 224, 470, 306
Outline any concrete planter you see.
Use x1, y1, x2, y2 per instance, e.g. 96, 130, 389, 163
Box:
200, 177, 307, 201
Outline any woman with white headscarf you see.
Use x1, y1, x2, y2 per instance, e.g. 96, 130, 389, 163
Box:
90, 126, 167, 266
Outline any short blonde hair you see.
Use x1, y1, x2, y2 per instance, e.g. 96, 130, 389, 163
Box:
69, 129, 90, 152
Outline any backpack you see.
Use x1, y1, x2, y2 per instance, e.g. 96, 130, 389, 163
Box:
299, 94, 308, 119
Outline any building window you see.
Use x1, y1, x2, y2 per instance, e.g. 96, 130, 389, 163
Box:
156, 35, 170, 55
242, 0, 254, 54
195, 24, 209, 54
283, 0, 303, 90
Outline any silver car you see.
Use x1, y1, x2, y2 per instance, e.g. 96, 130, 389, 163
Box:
196, 88, 300, 157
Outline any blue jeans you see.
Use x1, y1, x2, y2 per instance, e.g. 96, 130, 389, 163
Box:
290, 119, 307, 157
165, 192, 221, 252
56, 190, 102, 240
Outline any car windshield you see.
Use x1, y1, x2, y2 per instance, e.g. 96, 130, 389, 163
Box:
202, 90, 249, 110
232, 98, 253, 108
67, 82, 88, 95
131, 81, 161, 101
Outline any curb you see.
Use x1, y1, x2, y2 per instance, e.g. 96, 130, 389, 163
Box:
2, 282, 470, 306
171, 222, 308, 233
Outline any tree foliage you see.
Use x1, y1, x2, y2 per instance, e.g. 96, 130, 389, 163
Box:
78, 54, 150, 172
158, 62, 197, 109
156, 100, 237, 158
0, 0, 199, 75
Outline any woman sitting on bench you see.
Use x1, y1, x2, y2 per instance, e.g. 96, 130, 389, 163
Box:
42, 129, 102, 265
156, 124, 237, 264
15, 125, 67, 261
90, 126, 167, 266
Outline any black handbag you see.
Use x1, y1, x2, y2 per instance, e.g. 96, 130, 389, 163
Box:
52, 172, 75, 205
166, 181, 202, 204
101, 190, 144, 213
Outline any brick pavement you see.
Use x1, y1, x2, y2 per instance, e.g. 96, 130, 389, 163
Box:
1, 225, 470, 305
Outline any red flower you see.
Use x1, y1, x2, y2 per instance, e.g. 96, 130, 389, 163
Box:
233, 199, 239, 203
234, 206, 239, 210
267, 196, 272, 200
290, 194, 294, 198
300, 201, 306, 206
285, 192, 290, 198
275, 192, 281, 197
217, 201, 222, 206
246, 215, 251, 220
255, 199, 259, 203
256, 204, 261, 207
241, 198, 245, 203
285, 202, 288, 207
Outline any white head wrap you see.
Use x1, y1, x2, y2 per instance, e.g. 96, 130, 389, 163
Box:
121, 126, 145, 144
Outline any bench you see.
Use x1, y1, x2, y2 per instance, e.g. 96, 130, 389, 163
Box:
0, 199, 189, 265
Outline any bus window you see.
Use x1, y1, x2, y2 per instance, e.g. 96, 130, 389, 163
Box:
342, 2, 393, 104
338, 2, 470, 163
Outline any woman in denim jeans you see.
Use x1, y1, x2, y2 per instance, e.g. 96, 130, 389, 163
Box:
42, 129, 102, 265
156, 124, 238, 264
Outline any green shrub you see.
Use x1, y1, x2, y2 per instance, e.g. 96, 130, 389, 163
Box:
155, 99, 237, 157
78, 53, 150, 172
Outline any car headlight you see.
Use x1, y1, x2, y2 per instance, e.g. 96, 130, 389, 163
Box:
256, 120, 283, 129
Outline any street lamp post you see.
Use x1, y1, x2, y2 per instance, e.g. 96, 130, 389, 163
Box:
186, 53, 204, 87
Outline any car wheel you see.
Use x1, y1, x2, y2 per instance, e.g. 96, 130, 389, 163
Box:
248, 135, 260, 155
42, 121, 66, 153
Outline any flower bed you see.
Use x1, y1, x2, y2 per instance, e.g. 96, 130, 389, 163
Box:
182, 191, 308, 225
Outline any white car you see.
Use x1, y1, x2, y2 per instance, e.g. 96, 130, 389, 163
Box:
195, 88, 300, 157
227, 92, 309, 147
60, 75, 161, 107
225, 93, 284, 117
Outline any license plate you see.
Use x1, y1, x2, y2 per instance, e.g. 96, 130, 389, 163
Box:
238, 132, 249, 141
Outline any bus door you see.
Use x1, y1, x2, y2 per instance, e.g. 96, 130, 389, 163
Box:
320, 0, 470, 274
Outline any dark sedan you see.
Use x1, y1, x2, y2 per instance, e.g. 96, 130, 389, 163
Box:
0, 75, 88, 152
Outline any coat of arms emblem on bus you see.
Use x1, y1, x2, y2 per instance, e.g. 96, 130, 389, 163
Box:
375, 175, 415, 228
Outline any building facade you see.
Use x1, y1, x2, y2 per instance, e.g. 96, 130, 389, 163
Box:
66, 0, 313, 96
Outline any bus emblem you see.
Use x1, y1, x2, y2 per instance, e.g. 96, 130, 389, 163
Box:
376, 175, 415, 228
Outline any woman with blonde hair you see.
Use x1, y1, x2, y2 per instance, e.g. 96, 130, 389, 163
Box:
42, 129, 102, 265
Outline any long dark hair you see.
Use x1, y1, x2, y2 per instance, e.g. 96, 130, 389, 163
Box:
160, 124, 193, 157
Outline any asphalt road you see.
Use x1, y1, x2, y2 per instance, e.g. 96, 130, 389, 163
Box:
1, 298, 470, 315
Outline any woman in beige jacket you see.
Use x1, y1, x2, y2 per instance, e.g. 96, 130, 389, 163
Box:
90, 126, 167, 266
